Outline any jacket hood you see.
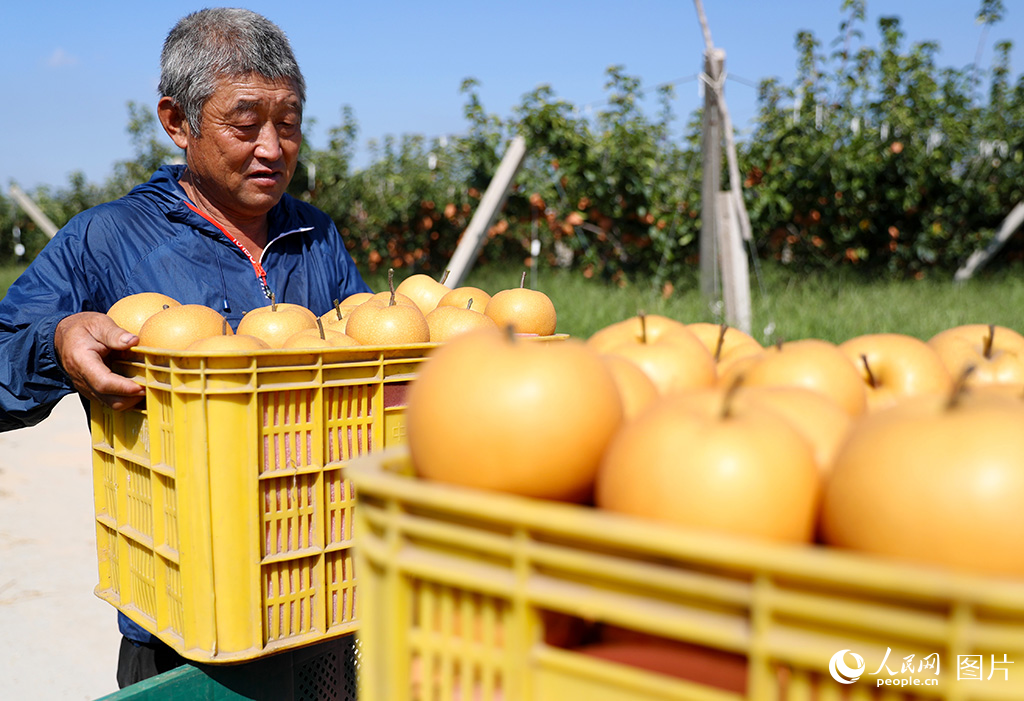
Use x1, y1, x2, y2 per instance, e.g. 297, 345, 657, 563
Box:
128, 164, 190, 210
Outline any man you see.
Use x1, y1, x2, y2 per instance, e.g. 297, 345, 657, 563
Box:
0, 8, 370, 686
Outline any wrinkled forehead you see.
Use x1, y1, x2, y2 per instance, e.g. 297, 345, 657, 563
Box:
205, 74, 303, 115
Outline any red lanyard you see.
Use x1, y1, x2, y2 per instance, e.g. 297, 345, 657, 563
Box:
183, 199, 272, 299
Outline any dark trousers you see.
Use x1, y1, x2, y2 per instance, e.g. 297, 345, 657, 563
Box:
117, 636, 187, 688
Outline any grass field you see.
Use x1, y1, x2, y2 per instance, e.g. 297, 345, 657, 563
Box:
368, 262, 1024, 344
4, 260, 1024, 344
0, 263, 28, 298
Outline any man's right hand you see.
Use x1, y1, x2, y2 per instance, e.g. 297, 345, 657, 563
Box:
54, 312, 145, 411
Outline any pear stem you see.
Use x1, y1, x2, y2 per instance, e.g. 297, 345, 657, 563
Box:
222, 318, 229, 336
714, 323, 728, 362
984, 324, 995, 359
270, 290, 278, 312
440, 269, 451, 285
638, 310, 648, 344
316, 317, 326, 340
519, 271, 527, 288
333, 299, 342, 320
388, 268, 396, 307
860, 354, 877, 388
721, 373, 744, 419
947, 365, 976, 409
466, 299, 474, 311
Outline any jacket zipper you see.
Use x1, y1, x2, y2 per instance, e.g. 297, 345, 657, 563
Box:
183, 200, 273, 299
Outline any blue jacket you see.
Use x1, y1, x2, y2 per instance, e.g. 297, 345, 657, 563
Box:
0, 166, 371, 643
0, 164, 371, 432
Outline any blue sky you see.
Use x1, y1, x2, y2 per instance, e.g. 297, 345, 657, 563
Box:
0, 1, 1017, 191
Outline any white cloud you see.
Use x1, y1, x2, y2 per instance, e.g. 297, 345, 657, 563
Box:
46, 48, 79, 68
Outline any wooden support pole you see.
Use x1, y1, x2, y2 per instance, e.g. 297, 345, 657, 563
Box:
715, 84, 753, 244
717, 191, 752, 334
700, 48, 725, 298
8, 184, 59, 239
445, 135, 528, 289
954, 202, 1024, 282
693, 0, 753, 331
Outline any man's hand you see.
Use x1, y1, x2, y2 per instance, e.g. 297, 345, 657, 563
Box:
54, 312, 145, 410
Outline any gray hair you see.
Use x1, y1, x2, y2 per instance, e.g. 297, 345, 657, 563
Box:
158, 8, 306, 136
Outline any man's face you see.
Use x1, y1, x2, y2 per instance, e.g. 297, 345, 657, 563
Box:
184, 74, 302, 219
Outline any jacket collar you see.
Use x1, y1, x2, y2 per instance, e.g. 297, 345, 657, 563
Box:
133, 164, 305, 241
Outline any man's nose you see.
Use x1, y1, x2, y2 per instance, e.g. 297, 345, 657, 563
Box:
254, 122, 283, 161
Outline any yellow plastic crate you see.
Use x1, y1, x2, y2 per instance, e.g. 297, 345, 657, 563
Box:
350, 447, 1024, 701
90, 343, 434, 663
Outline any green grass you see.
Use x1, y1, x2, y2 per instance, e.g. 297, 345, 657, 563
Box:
368, 262, 1024, 344
0, 263, 28, 298
7, 260, 1024, 344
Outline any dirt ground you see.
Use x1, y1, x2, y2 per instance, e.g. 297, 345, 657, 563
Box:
0, 394, 123, 700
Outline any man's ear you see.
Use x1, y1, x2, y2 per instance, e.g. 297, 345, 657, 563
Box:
158, 96, 191, 150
